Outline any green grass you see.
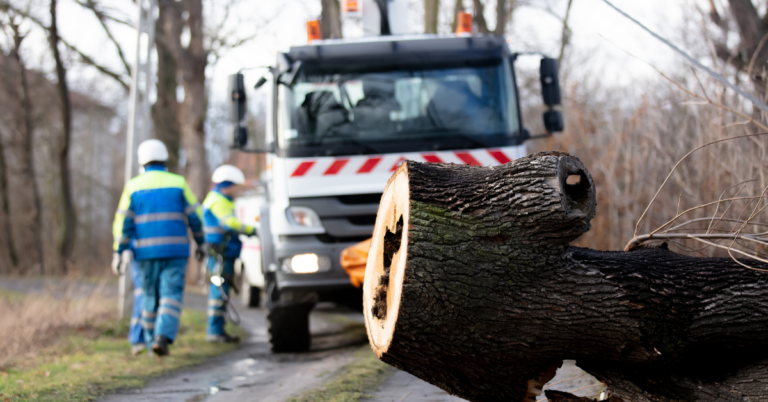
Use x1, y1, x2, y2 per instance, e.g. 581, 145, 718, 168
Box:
0, 310, 245, 402
289, 346, 396, 402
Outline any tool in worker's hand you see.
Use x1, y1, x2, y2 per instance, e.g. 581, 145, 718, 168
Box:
206, 235, 240, 325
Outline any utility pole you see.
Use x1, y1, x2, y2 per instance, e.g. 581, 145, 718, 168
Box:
120, 0, 157, 319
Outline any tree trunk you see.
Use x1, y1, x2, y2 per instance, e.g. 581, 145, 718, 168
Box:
493, 0, 505, 35
471, 0, 490, 35
49, 0, 76, 274
152, 3, 181, 174
451, 0, 464, 32
157, 0, 209, 199
11, 24, 45, 275
0, 129, 18, 272
321, 0, 342, 40
425, 0, 440, 34
363, 153, 768, 402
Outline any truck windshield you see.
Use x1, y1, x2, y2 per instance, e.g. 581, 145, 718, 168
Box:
278, 59, 519, 156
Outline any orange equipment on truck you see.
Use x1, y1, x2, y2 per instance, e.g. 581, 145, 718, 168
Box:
340, 238, 371, 288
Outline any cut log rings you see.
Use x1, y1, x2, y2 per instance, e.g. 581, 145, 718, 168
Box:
362, 152, 768, 402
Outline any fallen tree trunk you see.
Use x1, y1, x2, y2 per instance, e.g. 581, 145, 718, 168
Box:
363, 152, 768, 402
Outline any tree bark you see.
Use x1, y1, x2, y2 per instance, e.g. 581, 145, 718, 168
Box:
10, 23, 45, 275
710, 1, 768, 101
493, 0, 505, 35
425, 0, 440, 34
0, 128, 18, 272
321, 0, 342, 40
157, 0, 209, 198
451, 0, 464, 32
152, 2, 181, 174
471, 0, 490, 35
49, 0, 77, 274
363, 153, 768, 402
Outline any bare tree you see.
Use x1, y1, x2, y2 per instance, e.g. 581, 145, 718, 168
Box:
451, 0, 464, 32
425, 0, 439, 34
49, 0, 77, 273
709, 0, 768, 100
472, 0, 490, 34
153, 3, 181, 173
0, 127, 17, 272
494, 0, 510, 35
156, 0, 209, 198
321, 0, 342, 39
8, 17, 44, 274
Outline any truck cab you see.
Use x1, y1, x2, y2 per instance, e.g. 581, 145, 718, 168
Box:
229, 34, 562, 352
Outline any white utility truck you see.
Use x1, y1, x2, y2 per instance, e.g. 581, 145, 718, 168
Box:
228, 0, 563, 352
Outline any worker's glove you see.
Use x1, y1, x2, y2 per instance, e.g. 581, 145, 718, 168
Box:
120, 250, 133, 275
195, 246, 206, 262
111, 253, 122, 276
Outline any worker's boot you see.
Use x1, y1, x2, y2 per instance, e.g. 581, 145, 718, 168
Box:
130, 343, 146, 356
152, 335, 171, 356
206, 332, 240, 343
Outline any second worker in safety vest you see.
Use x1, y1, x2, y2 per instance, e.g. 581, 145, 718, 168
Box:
112, 139, 206, 356
203, 165, 257, 343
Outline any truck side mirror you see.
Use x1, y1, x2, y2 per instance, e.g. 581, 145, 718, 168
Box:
540, 58, 561, 106
540, 58, 564, 133
228, 73, 248, 149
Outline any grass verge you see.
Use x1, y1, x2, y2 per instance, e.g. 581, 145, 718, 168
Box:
289, 346, 396, 402
0, 301, 244, 402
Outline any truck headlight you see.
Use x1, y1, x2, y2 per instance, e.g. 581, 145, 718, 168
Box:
286, 206, 322, 228
282, 254, 331, 274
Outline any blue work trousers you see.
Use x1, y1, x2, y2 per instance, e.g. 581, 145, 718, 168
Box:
129, 260, 145, 345
138, 258, 187, 345
207, 257, 235, 335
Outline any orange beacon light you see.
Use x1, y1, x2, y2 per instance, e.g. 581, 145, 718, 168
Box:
307, 20, 321, 43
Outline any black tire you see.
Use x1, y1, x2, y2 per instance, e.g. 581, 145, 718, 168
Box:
240, 280, 261, 308
267, 303, 313, 353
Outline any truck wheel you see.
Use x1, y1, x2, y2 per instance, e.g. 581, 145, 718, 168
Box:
267, 303, 312, 353
240, 280, 261, 308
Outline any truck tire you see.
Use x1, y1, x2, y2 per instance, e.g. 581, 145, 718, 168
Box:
240, 280, 261, 308
267, 303, 313, 353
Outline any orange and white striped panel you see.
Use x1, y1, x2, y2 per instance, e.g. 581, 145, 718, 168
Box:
286, 147, 523, 178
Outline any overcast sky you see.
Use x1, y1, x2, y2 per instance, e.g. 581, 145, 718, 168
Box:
5, 0, 716, 106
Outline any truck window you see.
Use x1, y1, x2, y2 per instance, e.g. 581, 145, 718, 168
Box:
278, 59, 520, 155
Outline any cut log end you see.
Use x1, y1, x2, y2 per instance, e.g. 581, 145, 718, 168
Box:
364, 163, 410, 357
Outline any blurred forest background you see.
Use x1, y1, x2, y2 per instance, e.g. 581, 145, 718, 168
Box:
0, 0, 765, 277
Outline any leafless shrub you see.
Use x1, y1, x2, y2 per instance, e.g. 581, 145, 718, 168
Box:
533, 67, 768, 257
0, 281, 115, 368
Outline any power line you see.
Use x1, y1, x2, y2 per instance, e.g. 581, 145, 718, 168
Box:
602, 0, 768, 113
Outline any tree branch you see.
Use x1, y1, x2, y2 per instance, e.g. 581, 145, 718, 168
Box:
0, 1, 129, 91
74, 0, 131, 75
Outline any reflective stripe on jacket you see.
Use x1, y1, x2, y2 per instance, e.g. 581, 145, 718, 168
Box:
203, 190, 256, 259
112, 165, 204, 260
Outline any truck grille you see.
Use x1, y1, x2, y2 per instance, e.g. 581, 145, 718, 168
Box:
290, 194, 382, 238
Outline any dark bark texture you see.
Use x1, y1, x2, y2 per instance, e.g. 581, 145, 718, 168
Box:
366, 153, 768, 402
425, 0, 440, 34
321, 0, 342, 39
49, 0, 77, 273
156, 0, 209, 199
152, 2, 181, 173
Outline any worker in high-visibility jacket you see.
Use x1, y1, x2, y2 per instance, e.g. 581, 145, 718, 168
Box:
203, 165, 257, 343
112, 139, 206, 356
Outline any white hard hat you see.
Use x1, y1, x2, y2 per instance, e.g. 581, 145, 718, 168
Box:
137, 139, 169, 166
212, 165, 246, 185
